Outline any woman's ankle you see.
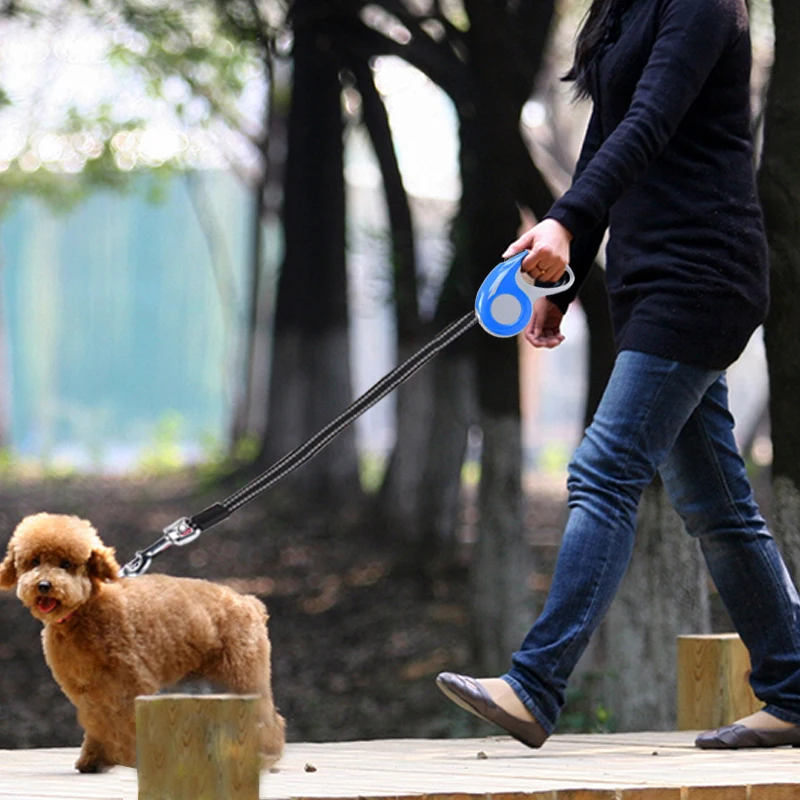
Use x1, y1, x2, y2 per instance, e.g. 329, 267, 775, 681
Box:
477, 678, 536, 722
735, 709, 796, 729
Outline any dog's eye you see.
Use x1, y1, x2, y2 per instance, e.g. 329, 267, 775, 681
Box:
60, 559, 72, 571
31, 557, 40, 568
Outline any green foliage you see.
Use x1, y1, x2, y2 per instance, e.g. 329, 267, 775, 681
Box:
461, 456, 480, 488
0, 445, 78, 480
0, 447, 20, 479
359, 451, 387, 493
233, 433, 261, 463
39, 457, 79, 481
135, 410, 186, 476
555, 671, 617, 734
0, 0, 285, 214
192, 432, 262, 486
538, 442, 571, 475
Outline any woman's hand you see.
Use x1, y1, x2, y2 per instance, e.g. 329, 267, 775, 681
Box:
525, 297, 565, 349
503, 218, 573, 283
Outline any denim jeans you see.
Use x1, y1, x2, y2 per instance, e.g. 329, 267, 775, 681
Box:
503, 349, 800, 734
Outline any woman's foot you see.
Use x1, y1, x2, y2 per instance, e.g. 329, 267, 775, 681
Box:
435, 672, 548, 749
695, 710, 800, 749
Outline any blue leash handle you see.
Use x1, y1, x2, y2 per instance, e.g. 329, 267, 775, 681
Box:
475, 250, 574, 338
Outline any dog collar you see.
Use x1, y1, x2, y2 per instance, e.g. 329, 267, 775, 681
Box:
57, 611, 75, 624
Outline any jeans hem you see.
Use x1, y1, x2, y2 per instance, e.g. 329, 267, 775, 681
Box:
501, 674, 554, 735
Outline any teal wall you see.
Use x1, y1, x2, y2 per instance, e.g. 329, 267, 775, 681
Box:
0, 172, 254, 471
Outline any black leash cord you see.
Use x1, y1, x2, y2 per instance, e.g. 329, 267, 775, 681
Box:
119, 310, 478, 577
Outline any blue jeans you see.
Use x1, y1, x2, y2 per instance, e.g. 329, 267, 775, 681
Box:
503, 350, 800, 734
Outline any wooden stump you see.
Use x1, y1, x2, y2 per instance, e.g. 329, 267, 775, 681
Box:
136, 694, 260, 800
677, 634, 763, 730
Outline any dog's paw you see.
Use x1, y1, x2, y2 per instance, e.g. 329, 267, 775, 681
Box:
75, 754, 111, 773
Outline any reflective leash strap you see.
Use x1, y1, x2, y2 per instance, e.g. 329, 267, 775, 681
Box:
119, 310, 479, 577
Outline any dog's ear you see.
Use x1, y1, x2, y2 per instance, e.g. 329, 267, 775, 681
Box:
88, 545, 121, 583
0, 541, 17, 590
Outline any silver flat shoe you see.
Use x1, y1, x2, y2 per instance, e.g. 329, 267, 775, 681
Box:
435, 671, 547, 749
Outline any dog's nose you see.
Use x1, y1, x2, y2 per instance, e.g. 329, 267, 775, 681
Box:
38, 581, 52, 594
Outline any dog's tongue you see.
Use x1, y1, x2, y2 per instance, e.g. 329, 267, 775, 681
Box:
37, 597, 58, 614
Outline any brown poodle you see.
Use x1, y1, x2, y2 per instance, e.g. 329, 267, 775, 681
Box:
0, 512, 285, 773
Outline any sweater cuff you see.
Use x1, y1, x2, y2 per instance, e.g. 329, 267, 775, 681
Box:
543, 206, 578, 239
543, 215, 608, 314
544, 197, 601, 243
550, 292, 573, 315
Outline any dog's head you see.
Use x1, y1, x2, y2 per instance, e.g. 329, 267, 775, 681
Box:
0, 513, 120, 623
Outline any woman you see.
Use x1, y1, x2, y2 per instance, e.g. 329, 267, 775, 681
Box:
437, 0, 800, 749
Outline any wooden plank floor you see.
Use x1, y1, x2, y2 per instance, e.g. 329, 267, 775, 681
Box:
1, 732, 798, 800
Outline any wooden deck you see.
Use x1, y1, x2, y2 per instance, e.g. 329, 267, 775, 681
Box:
1, 732, 798, 800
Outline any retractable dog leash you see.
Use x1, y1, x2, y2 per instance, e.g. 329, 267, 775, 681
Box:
119, 251, 574, 577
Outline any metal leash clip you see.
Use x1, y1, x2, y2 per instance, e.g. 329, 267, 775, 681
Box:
163, 517, 203, 547
118, 517, 202, 578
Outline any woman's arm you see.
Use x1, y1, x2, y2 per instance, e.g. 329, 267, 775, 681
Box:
546, 0, 746, 240
506, 106, 607, 294
551, 106, 608, 310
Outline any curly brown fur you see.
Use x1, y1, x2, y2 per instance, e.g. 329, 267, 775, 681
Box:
0, 513, 285, 773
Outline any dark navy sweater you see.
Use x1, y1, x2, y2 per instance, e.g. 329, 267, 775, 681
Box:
547, 0, 768, 370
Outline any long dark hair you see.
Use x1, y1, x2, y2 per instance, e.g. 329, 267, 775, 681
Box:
564, 0, 631, 98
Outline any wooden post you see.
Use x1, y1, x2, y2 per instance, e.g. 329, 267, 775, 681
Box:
677, 634, 763, 730
136, 694, 260, 800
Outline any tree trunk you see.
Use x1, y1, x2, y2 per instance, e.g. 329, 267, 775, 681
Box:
760, 0, 800, 580
463, 0, 542, 672
0, 259, 9, 447
373, 348, 435, 538
230, 176, 267, 446
415, 352, 479, 572
405, 1, 559, 668
470, 413, 534, 674
599, 481, 711, 731
258, 16, 360, 503
348, 56, 435, 539
230, 53, 290, 451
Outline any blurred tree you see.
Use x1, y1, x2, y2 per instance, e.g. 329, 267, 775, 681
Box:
234, 0, 613, 668
455, 0, 558, 672
346, 50, 426, 530
337, 1, 613, 670
0, 0, 285, 452
0, 277, 8, 446
0, 1, 266, 207
347, 1, 613, 557
97, 0, 288, 459
0, 0, 429, 504
256, 0, 360, 502
251, 1, 612, 529
760, 0, 800, 579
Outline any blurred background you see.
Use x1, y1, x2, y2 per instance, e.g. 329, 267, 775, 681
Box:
0, 0, 797, 750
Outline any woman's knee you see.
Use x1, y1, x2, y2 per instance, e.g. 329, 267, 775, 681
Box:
567, 427, 649, 513
570, 417, 657, 483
